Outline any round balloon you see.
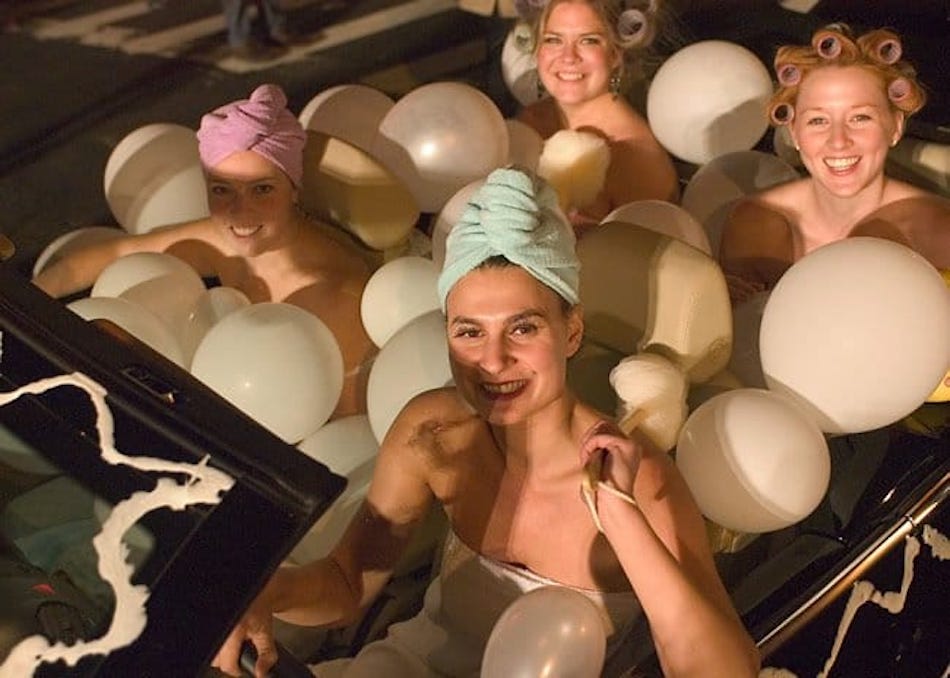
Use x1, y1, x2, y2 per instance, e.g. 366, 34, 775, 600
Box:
68, 296, 186, 367
366, 310, 453, 444
191, 303, 344, 443
647, 41, 773, 165
361, 256, 440, 348
681, 150, 800, 256
298, 84, 395, 155
374, 82, 509, 213
92, 251, 202, 298
760, 238, 950, 434
482, 586, 606, 678
676, 388, 830, 533
290, 414, 379, 563
431, 179, 484, 269
104, 123, 209, 234
33, 226, 126, 277
603, 199, 711, 255
179, 286, 251, 367
119, 271, 207, 345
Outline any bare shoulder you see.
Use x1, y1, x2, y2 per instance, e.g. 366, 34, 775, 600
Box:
516, 99, 560, 139
392, 388, 485, 461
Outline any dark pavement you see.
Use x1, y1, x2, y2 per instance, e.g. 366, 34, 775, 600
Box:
0, 0, 946, 280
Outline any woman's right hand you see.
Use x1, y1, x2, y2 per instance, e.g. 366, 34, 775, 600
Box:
211, 584, 279, 678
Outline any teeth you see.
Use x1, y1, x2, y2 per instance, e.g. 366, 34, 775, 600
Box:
482, 381, 525, 395
824, 156, 859, 170
558, 73, 583, 81
231, 225, 261, 237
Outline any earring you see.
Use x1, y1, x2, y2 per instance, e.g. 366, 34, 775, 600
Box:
609, 71, 622, 99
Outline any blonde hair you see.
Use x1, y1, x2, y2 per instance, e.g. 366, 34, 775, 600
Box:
768, 24, 927, 126
521, 0, 663, 87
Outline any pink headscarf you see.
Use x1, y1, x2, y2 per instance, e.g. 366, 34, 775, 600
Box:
197, 84, 306, 187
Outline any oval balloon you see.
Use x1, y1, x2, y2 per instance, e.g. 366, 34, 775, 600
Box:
482, 586, 606, 678
603, 199, 711, 255
360, 256, 440, 348
191, 303, 344, 443
298, 84, 395, 155
33, 226, 126, 278
676, 388, 830, 533
92, 251, 201, 299
681, 150, 800, 257
505, 118, 543, 173
647, 41, 773, 165
375, 82, 509, 213
366, 310, 453, 444
760, 238, 950, 434
431, 179, 484, 269
104, 123, 209, 234
68, 296, 186, 367
179, 286, 251, 367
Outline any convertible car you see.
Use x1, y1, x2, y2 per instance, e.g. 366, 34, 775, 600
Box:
0, 230, 946, 677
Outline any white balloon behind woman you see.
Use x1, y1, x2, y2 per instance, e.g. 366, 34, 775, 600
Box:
676, 388, 830, 533
191, 303, 344, 443
179, 286, 251, 367
759, 237, 950, 434
367, 310, 453, 444
361, 256, 440, 348
431, 179, 484, 269
374, 82, 509, 213
603, 199, 711, 255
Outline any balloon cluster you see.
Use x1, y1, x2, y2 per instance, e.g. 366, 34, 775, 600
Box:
65, 252, 344, 445
298, 82, 541, 222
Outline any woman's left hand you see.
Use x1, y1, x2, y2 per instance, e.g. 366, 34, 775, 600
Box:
580, 419, 641, 501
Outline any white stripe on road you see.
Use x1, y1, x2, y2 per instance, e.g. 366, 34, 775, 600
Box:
32, 1, 153, 40
122, 15, 225, 55
212, 0, 456, 73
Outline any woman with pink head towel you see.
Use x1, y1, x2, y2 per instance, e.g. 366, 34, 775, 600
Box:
34, 84, 377, 420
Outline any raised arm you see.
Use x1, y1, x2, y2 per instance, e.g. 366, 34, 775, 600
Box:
212, 392, 440, 677
582, 423, 759, 677
32, 220, 216, 298
719, 198, 796, 305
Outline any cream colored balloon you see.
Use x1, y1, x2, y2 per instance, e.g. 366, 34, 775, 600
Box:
647, 41, 773, 165
505, 118, 544, 173
179, 286, 251, 367
68, 296, 186, 367
104, 123, 209, 234
760, 238, 950, 434
681, 150, 800, 256
361, 256, 440, 348
366, 310, 453, 444
676, 388, 830, 533
603, 200, 711, 255
431, 179, 484, 269
191, 303, 344, 443
92, 251, 202, 299
33, 226, 126, 278
298, 84, 395, 155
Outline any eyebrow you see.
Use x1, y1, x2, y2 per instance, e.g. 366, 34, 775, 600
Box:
449, 308, 547, 327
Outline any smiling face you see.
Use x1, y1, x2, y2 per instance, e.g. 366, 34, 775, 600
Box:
445, 265, 583, 426
205, 150, 298, 256
536, 0, 619, 108
790, 65, 904, 199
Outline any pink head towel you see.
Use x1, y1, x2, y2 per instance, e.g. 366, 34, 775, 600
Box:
197, 84, 306, 187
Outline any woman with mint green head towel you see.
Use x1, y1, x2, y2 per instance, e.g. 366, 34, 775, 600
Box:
213, 168, 758, 678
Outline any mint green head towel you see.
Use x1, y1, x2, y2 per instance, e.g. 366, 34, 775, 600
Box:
437, 168, 580, 311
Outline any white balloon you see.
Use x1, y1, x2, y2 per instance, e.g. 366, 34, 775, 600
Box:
431, 179, 484, 270
367, 310, 453, 444
289, 414, 379, 563
505, 119, 544, 173
104, 123, 209, 234
191, 303, 344, 443
681, 150, 800, 256
501, 22, 541, 107
361, 256, 440, 348
482, 586, 606, 678
647, 41, 773, 165
33, 226, 126, 278
92, 251, 202, 298
676, 388, 830, 533
760, 238, 950, 434
298, 84, 395, 155
119, 272, 207, 344
603, 199, 711, 255
179, 286, 251, 367
68, 296, 185, 367
374, 82, 509, 213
